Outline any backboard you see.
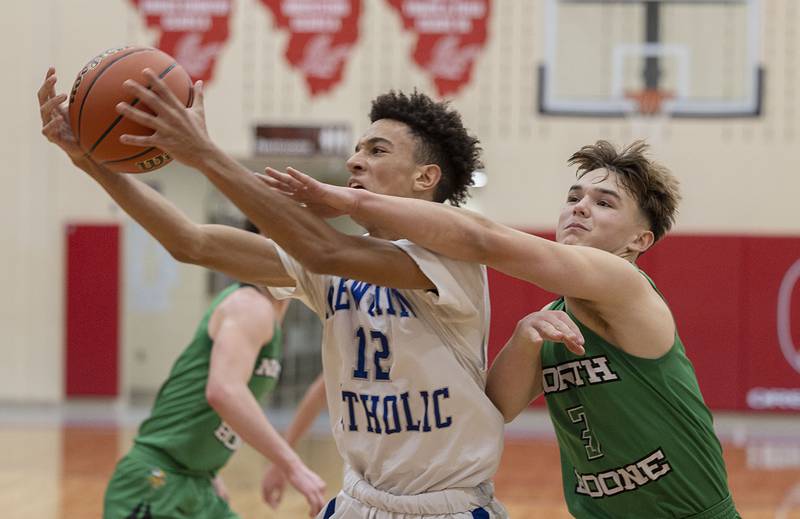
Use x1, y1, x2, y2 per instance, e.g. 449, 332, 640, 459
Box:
538, 0, 763, 117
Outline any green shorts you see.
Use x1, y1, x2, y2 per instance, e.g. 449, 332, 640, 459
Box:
103, 444, 239, 519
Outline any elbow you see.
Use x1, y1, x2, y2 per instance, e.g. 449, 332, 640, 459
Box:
205, 380, 234, 412
465, 216, 496, 265
301, 243, 347, 276
168, 229, 211, 266
167, 244, 199, 264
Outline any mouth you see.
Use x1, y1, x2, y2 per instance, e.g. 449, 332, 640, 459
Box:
565, 223, 589, 231
347, 180, 366, 190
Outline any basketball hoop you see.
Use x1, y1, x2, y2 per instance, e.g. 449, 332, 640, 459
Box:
624, 89, 672, 145
625, 89, 673, 116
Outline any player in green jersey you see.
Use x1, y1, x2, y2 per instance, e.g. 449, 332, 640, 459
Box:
260, 140, 740, 518
102, 275, 327, 519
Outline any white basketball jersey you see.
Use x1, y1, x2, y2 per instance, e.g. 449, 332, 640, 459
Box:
270, 239, 504, 495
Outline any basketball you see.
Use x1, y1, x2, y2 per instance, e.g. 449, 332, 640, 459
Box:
68, 46, 193, 174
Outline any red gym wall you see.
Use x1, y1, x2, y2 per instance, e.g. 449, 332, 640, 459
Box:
65, 224, 120, 397
487, 233, 800, 413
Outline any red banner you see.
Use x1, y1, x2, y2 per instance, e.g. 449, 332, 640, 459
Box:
260, 0, 361, 96
386, 0, 490, 97
130, 0, 233, 82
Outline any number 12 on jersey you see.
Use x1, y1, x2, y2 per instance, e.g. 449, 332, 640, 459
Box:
353, 327, 392, 381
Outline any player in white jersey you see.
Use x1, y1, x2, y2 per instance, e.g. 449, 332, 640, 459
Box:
39, 67, 507, 518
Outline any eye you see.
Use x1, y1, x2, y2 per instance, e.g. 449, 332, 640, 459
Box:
372, 147, 386, 155
597, 200, 612, 207
566, 195, 579, 203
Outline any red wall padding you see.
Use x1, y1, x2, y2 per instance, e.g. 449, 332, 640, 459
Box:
65, 224, 120, 396
487, 232, 800, 412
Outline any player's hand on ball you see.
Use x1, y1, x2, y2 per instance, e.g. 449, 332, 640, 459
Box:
38, 68, 84, 161
117, 69, 214, 170
514, 310, 585, 355
285, 461, 327, 517
261, 464, 288, 509
259, 166, 359, 219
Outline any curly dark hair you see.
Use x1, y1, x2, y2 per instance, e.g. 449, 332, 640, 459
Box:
369, 90, 482, 207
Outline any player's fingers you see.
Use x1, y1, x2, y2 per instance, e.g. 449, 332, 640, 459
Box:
119, 133, 156, 147
40, 94, 68, 125
536, 321, 565, 340
121, 79, 174, 118
116, 102, 165, 131
268, 167, 304, 190
255, 173, 294, 193
523, 326, 544, 344
555, 313, 583, 341
37, 69, 56, 105
142, 68, 182, 107
285, 167, 316, 188
192, 80, 205, 115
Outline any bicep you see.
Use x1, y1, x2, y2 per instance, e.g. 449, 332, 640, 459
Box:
198, 225, 295, 287
484, 227, 642, 304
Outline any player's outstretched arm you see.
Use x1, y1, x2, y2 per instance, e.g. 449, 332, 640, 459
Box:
206, 287, 326, 516
115, 70, 433, 290
487, 310, 584, 422
265, 167, 643, 304
262, 373, 327, 509
37, 68, 292, 287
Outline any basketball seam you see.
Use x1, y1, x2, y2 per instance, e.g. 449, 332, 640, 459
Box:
89, 62, 180, 157
74, 48, 149, 143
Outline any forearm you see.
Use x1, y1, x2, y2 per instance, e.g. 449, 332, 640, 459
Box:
284, 375, 326, 447
197, 148, 342, 268
75, 156, 200, 261
209, 384, 301, 471
486, 336, 543, 422
351, 190, 495, 263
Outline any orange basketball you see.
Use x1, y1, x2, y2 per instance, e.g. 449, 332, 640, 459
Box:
68, 46, 193, 174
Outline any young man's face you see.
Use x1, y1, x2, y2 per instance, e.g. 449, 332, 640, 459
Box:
556, 168, 651, 256
345, 119, 423, 199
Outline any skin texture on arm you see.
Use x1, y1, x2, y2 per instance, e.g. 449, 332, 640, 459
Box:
37, 68, 293, 287
487, 310, 584, 422
114, 71, 434, 290
261, 373, 327, 509
265, 168, 643, 304
205, 287, 326, 516
264, 168, 675, 359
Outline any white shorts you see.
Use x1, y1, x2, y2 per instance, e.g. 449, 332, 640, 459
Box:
317, 468, 508, 519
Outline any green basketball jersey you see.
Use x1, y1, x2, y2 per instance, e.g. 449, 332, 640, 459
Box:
134, 284, 282, 474
541, 275, 738, 518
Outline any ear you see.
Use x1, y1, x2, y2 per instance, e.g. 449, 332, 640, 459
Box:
629, 229, 655, 255
412, 164, 442, 197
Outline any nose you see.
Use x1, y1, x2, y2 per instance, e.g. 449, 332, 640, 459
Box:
346, 151, 365, 174
572, 197, 590, 217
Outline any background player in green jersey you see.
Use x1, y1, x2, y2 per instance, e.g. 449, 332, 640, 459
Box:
102, 274, 327, 519
261, 140, 741, 518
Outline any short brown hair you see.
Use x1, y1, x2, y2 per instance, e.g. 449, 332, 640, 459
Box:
568, 140, 680, 242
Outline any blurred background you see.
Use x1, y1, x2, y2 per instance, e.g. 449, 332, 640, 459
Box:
2, 0, 799, 517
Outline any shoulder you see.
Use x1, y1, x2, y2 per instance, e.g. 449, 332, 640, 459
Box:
212, 286, 276, 332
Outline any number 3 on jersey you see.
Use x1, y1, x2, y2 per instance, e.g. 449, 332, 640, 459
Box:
568, 405, 603, 460
353, 327, 391, 381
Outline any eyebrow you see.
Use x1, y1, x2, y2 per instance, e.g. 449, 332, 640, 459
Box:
355, 137, 393, 152
568, 185, 622, 201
